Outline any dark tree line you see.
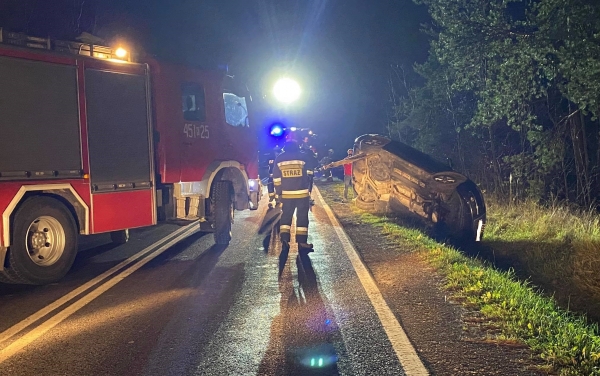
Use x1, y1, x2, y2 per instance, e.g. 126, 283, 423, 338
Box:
389, 0, 600, 206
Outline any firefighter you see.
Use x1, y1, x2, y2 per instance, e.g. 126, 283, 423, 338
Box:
319, 149, 335, 181
273, 139, 318, 253
267, 145, 281, 207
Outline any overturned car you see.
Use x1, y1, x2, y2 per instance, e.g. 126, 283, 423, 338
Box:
330, 134, 486, 241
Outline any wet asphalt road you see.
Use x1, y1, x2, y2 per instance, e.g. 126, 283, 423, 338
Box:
0, 190, 413, 376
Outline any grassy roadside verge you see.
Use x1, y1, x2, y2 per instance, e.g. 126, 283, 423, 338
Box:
319, 183, 600, 376
484, 198, 600, 322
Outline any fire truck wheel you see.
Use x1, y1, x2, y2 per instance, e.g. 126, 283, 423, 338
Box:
110, 229, 130, 245
5, 196, 78, 285
212, 181, 233, 245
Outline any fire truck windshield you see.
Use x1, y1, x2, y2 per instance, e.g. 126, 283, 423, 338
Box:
223, 93, 249, 127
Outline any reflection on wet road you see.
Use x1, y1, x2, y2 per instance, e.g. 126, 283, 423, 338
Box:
259, 231, 342, 375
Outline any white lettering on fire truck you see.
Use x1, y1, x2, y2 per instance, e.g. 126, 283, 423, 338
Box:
184, 124, 209, 139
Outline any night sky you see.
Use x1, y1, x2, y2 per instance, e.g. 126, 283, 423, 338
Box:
0, 0, 430, 157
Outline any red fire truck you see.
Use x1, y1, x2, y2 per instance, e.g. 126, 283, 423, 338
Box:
0, 30, 261, 285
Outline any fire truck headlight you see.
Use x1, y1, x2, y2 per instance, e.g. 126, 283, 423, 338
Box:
115, 47, 128, 59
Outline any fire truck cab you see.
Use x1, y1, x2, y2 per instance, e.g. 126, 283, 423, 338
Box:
151, 61, 260, 223
0, 29, 260, 285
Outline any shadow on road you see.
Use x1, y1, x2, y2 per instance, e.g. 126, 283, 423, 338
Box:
258, 249, 341, 375
259, 218, 287, 278
278, 246, 289, 278
260, 206, 281, 260
69, 240, 120, 271
259, 206, 282, 235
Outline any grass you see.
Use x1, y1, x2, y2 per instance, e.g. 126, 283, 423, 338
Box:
485, 198, 600, 243
484, 197, 600, 322
319, 183, 600, 375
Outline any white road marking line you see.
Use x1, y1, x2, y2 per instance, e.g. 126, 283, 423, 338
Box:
313, 186, 429, 376
0, 221, 198, 346
0, 224, 199, 363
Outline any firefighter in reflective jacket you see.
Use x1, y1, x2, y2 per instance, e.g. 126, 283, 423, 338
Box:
273, 139, 318, 252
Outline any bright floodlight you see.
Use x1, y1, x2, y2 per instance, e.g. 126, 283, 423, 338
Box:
115, 47, 128, 59
273, 78, 301, 103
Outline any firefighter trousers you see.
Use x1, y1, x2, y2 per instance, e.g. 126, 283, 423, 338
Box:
279, 197, 310, 243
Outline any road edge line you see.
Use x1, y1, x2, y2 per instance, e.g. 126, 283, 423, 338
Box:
313, 186, 429, 376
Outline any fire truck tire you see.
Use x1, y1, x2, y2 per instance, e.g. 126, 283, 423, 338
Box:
5, 196, 78, 285
110, 229, 129, 245
212, 181, 233, 245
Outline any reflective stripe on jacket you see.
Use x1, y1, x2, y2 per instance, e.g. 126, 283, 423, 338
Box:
273, 149, 318, 199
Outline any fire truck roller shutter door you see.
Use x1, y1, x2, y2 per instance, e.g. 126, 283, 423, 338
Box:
0, 56, 81, 178
85, 69, 152, 190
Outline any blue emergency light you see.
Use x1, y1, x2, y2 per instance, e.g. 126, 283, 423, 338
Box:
270, 124, 284, 137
